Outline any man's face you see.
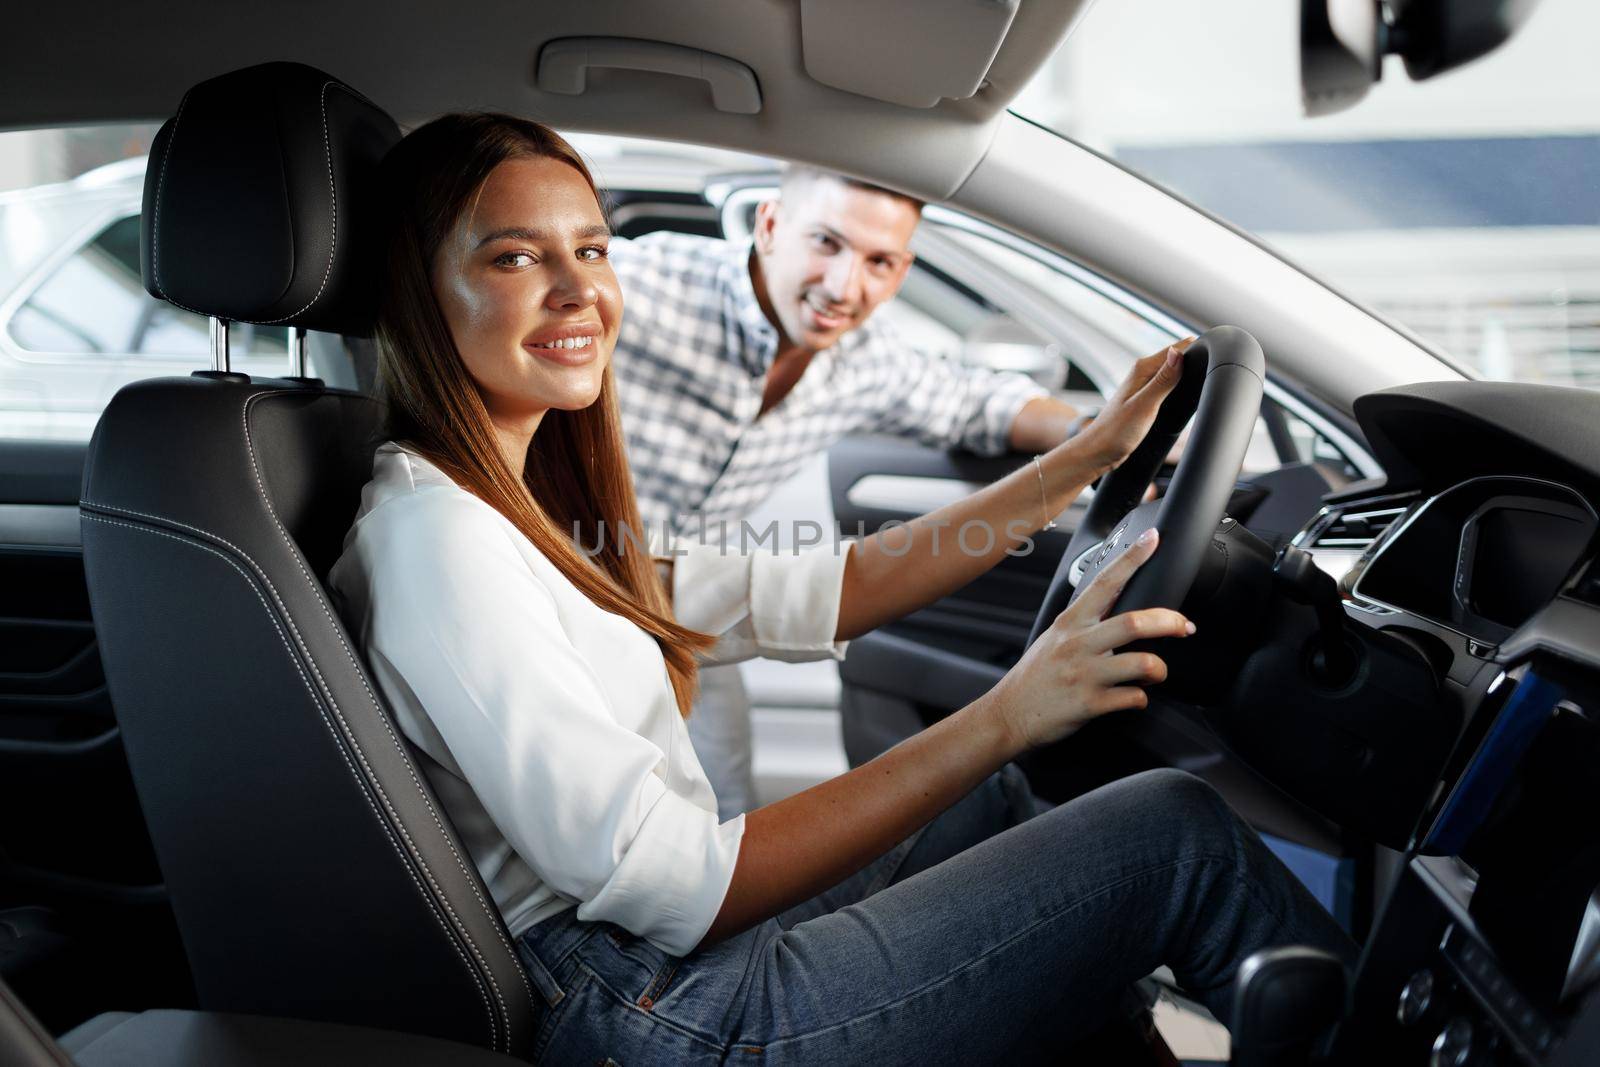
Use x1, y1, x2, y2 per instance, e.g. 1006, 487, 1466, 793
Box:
753, 176, 919, 353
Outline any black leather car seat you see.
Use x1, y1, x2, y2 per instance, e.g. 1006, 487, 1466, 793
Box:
77, 63, 536, 1056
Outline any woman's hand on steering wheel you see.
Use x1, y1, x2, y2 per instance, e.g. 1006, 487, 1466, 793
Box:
986, 528, 1195, 752
1074, 337, 1196, 475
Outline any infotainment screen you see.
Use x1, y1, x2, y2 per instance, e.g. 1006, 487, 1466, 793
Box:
1420, 667, 1600, 1009
1420, 669, 1561, 857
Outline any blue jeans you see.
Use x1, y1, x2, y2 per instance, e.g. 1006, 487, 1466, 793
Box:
515, 767, 1355, 1065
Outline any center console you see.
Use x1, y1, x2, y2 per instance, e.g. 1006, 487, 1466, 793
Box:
1331, 661, 1600, 1064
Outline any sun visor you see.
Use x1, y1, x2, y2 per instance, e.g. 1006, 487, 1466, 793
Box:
799, 0, 1022, 108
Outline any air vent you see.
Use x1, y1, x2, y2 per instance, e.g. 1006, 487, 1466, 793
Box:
1295, 497, 1417, 583
1310, 505, 1407, 550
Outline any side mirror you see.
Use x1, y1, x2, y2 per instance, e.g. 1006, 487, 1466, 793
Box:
960, 315, 1067, 390
1301, 0, 1543, 117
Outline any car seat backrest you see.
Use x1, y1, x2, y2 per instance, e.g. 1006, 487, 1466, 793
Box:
78, 62, 535, 1056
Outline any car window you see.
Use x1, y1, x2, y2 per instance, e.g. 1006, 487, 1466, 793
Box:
933, 222, 1176, 363
0, 125, 361, 442
923, 217, 1362, 481
10, 215, 291, 359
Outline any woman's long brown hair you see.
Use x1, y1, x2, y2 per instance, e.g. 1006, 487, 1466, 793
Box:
374, 113, 713, 716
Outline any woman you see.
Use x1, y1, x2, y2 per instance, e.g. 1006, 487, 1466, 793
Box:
330, 114, 1353, 1064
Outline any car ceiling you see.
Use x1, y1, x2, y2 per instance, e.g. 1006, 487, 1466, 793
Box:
8, 0, 1460, 422
1, 0, 1091, 200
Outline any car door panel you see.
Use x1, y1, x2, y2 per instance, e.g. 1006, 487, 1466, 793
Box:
0, 439, 190, 1031
830, 435, 1081, 653
0, 441, 162, 890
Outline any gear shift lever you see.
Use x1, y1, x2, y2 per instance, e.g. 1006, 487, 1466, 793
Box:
1274, 545, 1358, 687
1230, 946, 1349, 1067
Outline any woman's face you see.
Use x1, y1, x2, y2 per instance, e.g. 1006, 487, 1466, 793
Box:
431, 155, 621, 429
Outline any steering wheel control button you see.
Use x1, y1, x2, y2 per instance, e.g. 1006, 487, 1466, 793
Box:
1397, 968, 1435, 1026
1068, 542, 1102, 586
1430, 1017, 1474, 1067
1097, 521, 1129, 567
1068, 520, 1133, 587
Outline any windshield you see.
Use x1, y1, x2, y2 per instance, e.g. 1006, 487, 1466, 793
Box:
1013, 0, 1600, 388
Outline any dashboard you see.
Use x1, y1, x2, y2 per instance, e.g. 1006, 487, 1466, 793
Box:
1288, 381, 1600, 1064
1341, 477, 1597, 647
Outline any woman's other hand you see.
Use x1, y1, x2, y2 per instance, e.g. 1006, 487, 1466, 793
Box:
986, 528, 1192, 751
1077, 337, 1195, 475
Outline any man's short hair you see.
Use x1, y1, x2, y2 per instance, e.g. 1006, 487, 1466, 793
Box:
779, 164, 925, 214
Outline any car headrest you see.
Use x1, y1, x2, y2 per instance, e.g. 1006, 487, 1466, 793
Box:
140, 61, 401, 336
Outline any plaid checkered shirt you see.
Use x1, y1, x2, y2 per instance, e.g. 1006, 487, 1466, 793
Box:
610, 231, 1048, 534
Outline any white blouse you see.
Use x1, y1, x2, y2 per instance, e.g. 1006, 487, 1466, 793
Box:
329, 443, 852, 957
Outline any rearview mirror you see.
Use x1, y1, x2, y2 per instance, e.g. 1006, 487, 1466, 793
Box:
1301, 0, 1542, 116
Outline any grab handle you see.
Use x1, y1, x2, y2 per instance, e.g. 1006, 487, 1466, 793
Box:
537, 37, 763, 115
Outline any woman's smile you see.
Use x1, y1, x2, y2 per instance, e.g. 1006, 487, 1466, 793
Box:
525, 324, 602, 365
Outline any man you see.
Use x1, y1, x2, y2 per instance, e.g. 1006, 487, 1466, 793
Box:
609, 166, 1088, 818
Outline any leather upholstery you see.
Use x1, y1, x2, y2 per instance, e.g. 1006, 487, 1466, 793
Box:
139, 62, 400, 335
81, 64, 537, 1056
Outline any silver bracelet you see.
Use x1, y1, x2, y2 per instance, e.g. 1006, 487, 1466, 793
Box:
1032, 454, 1057, 532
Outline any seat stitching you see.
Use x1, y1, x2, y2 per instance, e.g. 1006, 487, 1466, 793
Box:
82, 390, 535, 1040
146, 90, 236, 323
147, 90, 228, 323
79, 511, 497, 1050
83, 491, 512, 1053
147, 80, 347, 326
256, 80, 340, 324
150, 90, 188, 303
239, 389, 536, 1021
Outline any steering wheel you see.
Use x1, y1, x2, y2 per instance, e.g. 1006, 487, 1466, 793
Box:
1026, 325, 1266, 648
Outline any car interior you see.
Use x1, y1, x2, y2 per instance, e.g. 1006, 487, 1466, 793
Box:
2, 2, 1598, 1065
